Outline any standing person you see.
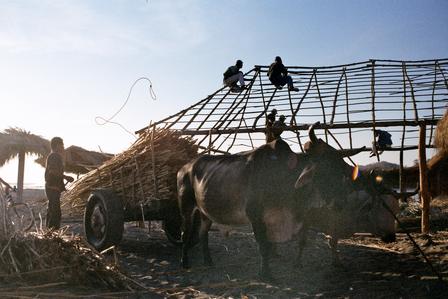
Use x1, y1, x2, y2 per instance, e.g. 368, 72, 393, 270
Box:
272, 115, 287, 139
265, 109, 277, 143
223, 60, 246, 92
268, 56, 299, 92
45, 137, 74, 229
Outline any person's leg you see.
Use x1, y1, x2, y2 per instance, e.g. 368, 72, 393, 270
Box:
45, 188, 61, 229
237, 71, 245, 87
286, 76, 299, 92
225, 73, 245, 88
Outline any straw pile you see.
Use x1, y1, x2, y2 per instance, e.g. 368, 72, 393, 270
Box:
62, 127, 198, 217
0, 232, 134, 290
435, 110, 448, 154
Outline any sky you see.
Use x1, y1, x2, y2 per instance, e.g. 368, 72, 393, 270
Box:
0, 0, 447, 187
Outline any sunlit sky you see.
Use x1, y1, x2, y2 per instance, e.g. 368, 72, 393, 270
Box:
1, 0, 447, 187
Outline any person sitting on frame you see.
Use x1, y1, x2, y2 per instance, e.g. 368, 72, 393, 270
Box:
370, 129, 392, 157
223, 59, 246, 92
268, 56, 299, 92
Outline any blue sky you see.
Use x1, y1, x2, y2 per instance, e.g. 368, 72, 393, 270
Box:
0, 0, 447, 186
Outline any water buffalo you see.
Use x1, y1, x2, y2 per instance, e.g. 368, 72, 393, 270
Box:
295, 186, 399, 266
294, 136, 399, 266
177, 123, 366, 280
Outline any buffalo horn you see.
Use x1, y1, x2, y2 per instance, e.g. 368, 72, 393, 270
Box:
339, 146, 367, 157
308, 122, 320, 143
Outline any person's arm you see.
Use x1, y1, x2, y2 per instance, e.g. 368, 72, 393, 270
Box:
280, 64, 288, 77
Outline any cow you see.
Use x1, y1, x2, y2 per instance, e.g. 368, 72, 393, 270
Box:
177, 123, 396, 280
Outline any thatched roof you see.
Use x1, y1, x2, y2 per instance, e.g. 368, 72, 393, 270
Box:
0, 128, 50, 167
435, 109, 448, 154
35, 145, 114, 174
0, 127, 113, 174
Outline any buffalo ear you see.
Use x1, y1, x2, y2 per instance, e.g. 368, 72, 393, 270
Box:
295, 165, 315, 189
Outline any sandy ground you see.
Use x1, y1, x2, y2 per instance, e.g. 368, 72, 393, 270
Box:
9, 191, 448, 298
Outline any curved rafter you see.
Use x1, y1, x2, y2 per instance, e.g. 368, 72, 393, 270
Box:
136, 59, 448, 155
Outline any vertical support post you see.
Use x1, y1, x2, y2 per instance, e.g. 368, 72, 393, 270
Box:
418, 122, 430, 234
399, 149, 405, 200
370, 60, 379, 162
17, 149, 25, 203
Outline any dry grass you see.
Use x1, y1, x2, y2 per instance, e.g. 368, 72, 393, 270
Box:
62, 127, 198, 217
435, 110, 448, 154
0, 231, 137, 291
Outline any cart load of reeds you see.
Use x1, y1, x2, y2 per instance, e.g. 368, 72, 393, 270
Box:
435, 110, 448, 154
0, 232, 134, 291
62, 127, 198, 217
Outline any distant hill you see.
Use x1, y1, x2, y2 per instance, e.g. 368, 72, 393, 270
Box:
360, 161, 399, 171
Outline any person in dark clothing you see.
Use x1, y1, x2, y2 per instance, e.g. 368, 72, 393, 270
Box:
370, 129, 393, 157
45, 137, 74, 229
223, 60, 246, 92
272, 115, 287, 139
265, 109, 278, 143
266, 109, 277, 127
268, 56, 299, 92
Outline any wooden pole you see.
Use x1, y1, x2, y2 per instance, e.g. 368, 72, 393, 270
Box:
17, 149, 25, 203
418, 123, 430, 234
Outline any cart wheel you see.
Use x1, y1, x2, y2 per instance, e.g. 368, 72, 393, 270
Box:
84, 189, 124, 251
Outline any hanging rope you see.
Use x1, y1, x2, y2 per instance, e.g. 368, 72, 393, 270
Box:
95, 77, 157, 137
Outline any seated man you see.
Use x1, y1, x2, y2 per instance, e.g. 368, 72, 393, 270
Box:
370, 129, 393, 157
268, 56, 299, 92
223, 60, 246, 92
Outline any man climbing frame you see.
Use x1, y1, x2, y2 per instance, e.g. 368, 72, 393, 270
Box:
272, 115, 287, 139
265, 109, 277, 143
370, 129, 393, 157
268, 56, 299, 92
223, 60, 246, 92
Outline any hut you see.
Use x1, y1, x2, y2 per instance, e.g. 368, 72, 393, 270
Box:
0, 128, 50, 201
0, 127, 114, 201
35, 145, 114, 176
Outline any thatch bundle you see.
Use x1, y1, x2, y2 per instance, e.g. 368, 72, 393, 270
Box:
62, 128, 198, 217
435, 110, 448, 154
0, 232, 133, 290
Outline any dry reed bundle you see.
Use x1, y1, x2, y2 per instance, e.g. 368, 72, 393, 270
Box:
62, 128, 198, 217
0, 232, 133, 290
435, 110, 448, 154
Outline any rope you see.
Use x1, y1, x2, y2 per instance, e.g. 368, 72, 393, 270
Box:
95, 77, 157, 137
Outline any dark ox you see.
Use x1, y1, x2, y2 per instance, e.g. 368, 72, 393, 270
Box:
295, 179, 399, 266
294, 129, 399, 266
177, 124, 397, 279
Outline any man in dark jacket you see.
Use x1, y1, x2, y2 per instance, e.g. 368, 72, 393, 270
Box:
45, 137, 74, 229
370, 129, 393, 157
223, 60, 246, 92
268, 56, 299, 92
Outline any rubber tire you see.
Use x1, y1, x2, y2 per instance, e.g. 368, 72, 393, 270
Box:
84, 189, 124, 251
